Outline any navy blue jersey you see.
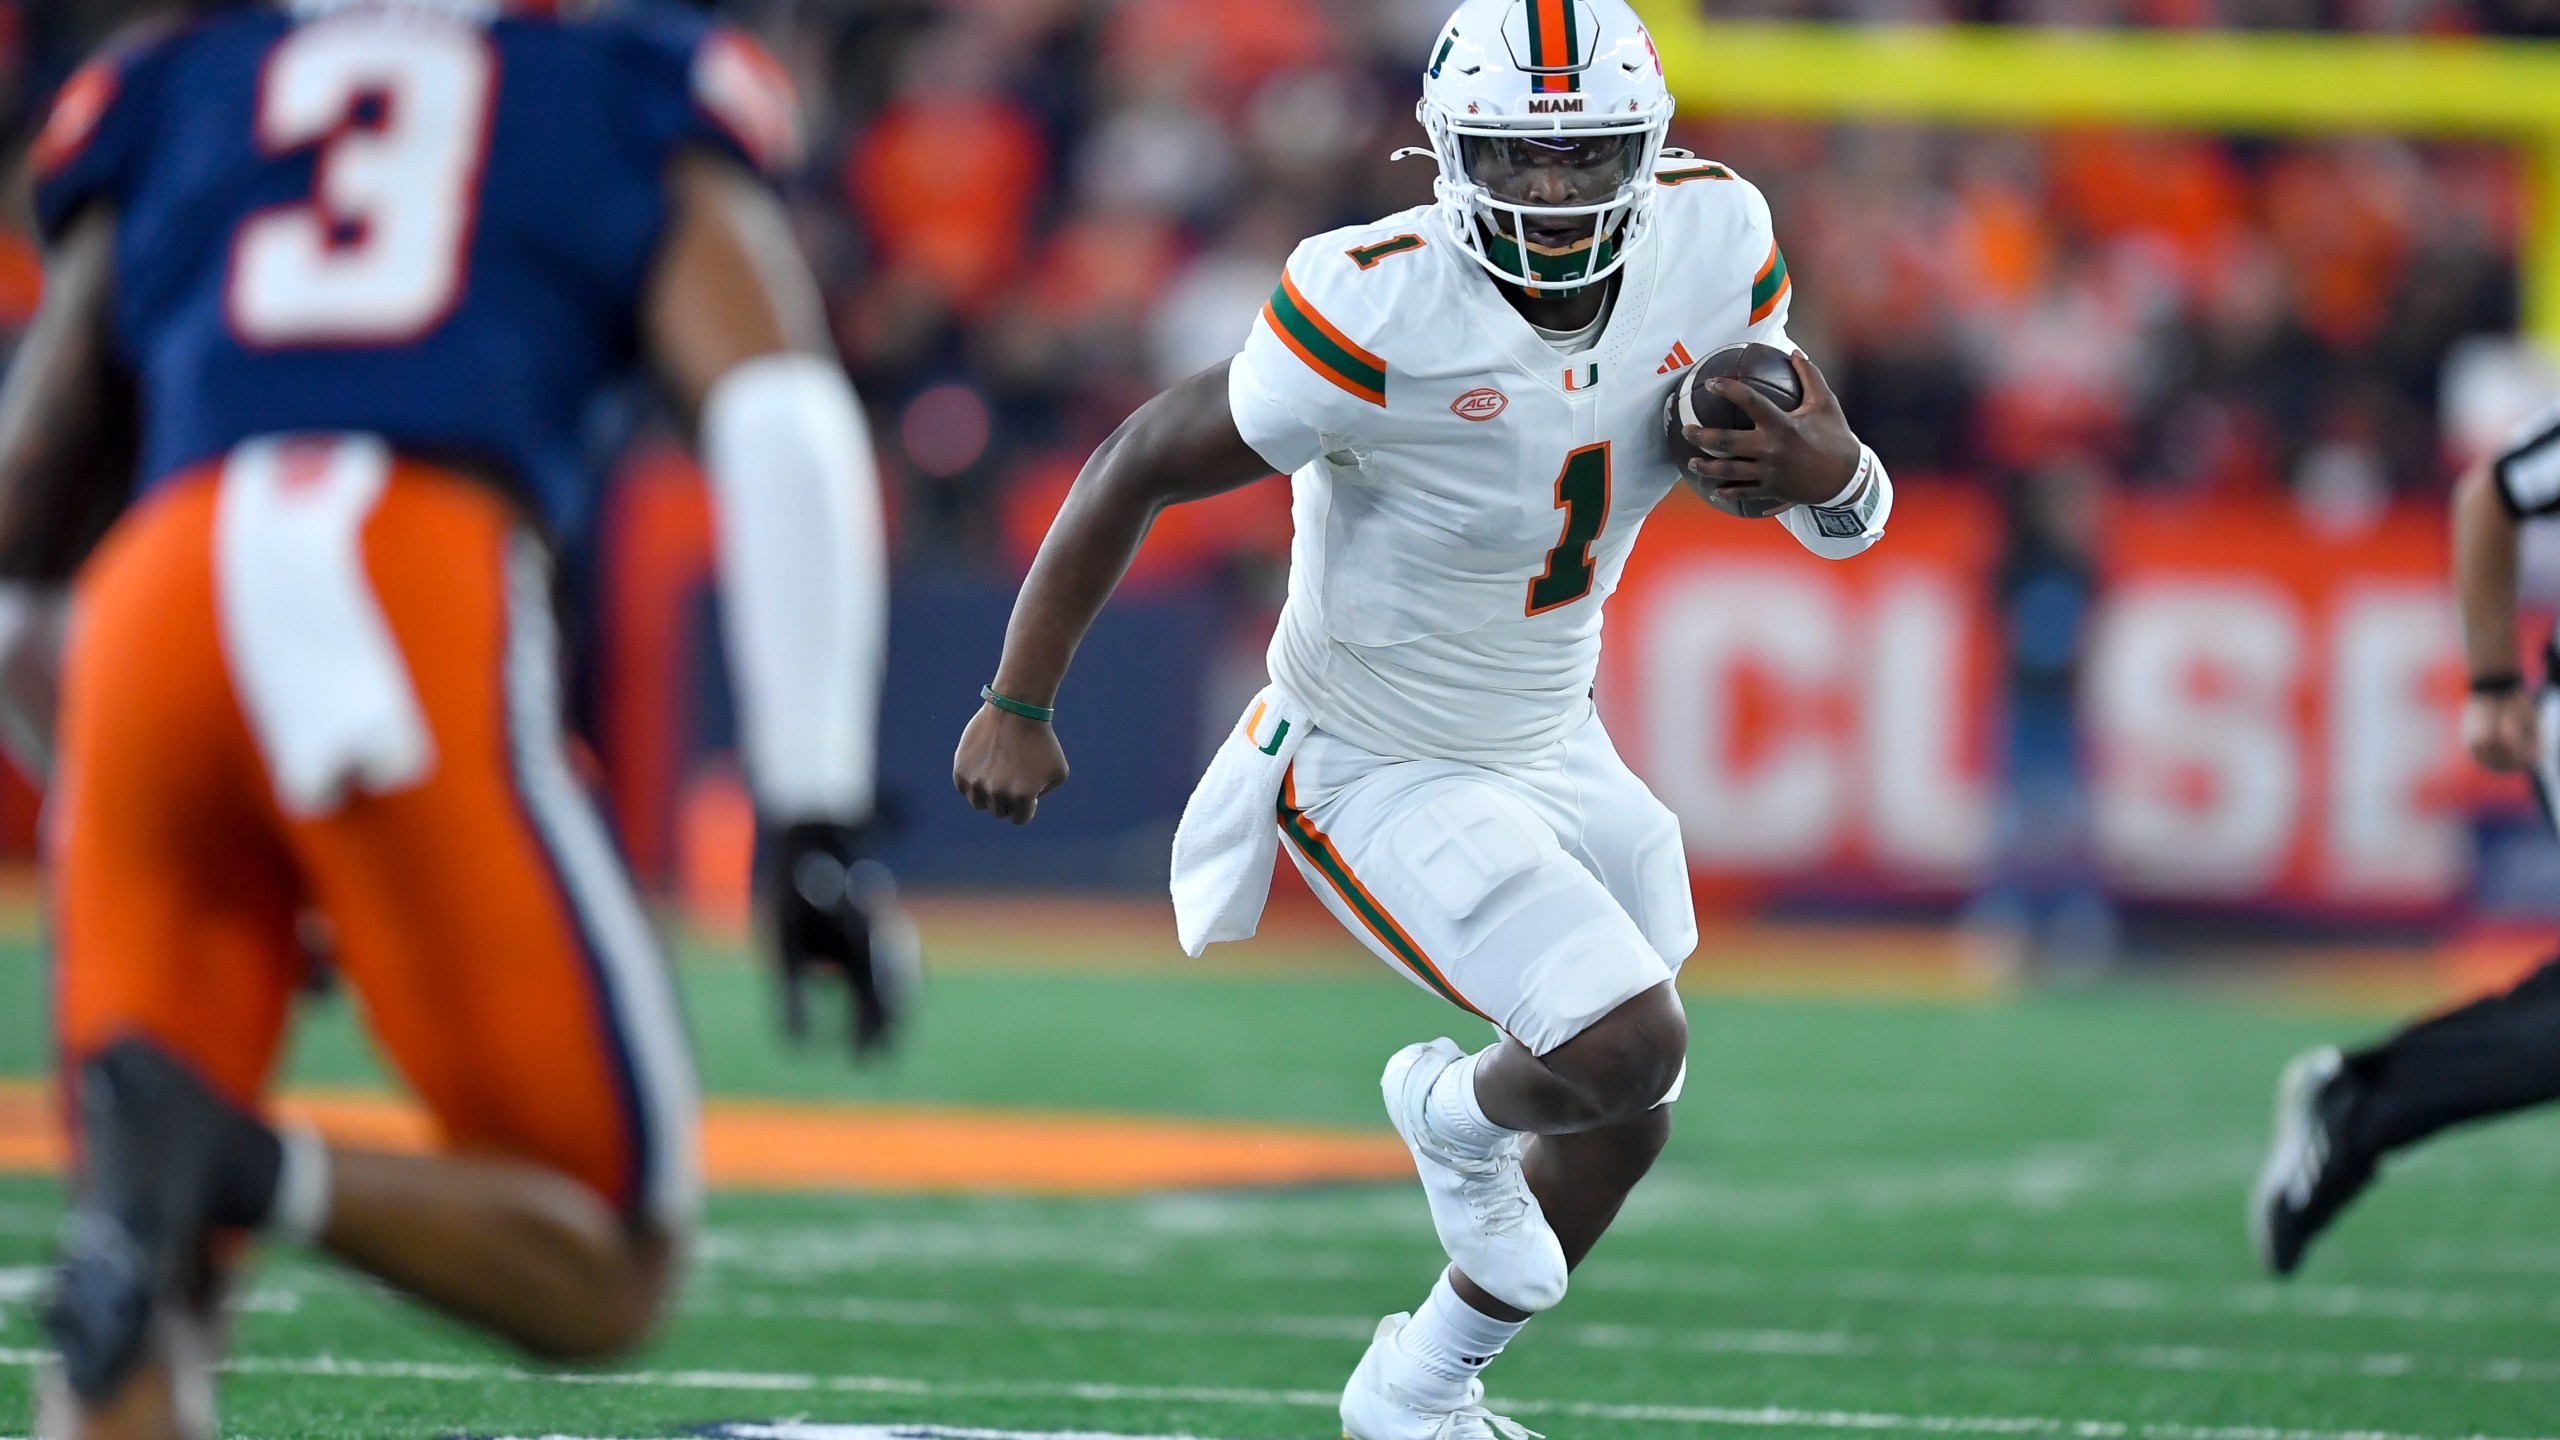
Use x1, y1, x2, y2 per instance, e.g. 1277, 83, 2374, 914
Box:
30, 0, 799, 543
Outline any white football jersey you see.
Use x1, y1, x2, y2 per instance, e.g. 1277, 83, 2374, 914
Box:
1228, 158, 1885, 764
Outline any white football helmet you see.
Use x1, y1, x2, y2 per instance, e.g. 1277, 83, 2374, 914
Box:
1413, 0, 1676, 292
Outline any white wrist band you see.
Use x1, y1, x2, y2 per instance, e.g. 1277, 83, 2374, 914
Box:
1817, 446, 1877, 511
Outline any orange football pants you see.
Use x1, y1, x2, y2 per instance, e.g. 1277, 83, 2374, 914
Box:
50, 453, 698, 1226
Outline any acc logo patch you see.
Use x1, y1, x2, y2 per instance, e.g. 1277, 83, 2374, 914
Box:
1451, 388, 1508, 422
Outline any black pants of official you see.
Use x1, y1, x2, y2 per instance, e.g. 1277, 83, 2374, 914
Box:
2342, 953, 2560, 1156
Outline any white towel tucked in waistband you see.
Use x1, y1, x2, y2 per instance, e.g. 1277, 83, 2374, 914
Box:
215, 435, 436, 817
1170, 684, 1311, 957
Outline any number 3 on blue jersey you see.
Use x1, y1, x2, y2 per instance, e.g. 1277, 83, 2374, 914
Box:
228, 21, 494, 346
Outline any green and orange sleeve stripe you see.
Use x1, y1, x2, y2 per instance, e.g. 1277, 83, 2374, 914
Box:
1279, 772, 1487, 1021
1263, 271, 1387, 407
1750, 241, 1791, 326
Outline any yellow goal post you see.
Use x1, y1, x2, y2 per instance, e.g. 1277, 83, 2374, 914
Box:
1632, 9, 2560, 351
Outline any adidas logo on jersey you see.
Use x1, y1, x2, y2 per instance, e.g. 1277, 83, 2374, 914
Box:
1655, 341, 1696, 376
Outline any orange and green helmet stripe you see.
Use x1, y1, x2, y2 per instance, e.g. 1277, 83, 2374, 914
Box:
1751, 241, 1791, 325
1279, 774, 1487, 1019
1525, 0, 1580, 93
1263, 271, 1387, 406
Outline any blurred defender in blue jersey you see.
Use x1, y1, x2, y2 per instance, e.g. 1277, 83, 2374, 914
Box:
0, 1, 907, 1433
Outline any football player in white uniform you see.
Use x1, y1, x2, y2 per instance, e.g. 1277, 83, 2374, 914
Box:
956, 1, 1892, 1433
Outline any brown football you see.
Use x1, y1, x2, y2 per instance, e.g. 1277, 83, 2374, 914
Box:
1663, 341, 1803, 519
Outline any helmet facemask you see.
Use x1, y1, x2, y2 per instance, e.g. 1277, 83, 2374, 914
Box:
1461, 127, 1650, 290
1424, 104, 1670, 294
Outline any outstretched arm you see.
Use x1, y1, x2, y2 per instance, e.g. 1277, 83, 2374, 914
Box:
646, 149, 913, 1055
953, 362, 1274, 824
646, 149, 878, 827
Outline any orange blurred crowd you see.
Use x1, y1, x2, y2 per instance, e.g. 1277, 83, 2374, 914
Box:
1, 0, 2535, 581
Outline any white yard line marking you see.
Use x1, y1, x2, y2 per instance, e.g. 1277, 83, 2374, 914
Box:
1, 1346, 2554, 1440
170, 1275, 2560, 1387
1615, 1144, 2261, 1227
675, 1291, 2560, 1385
706, 1414, 1223, 1424
106, 1222, 2560, 1333
0, 1267, 43, 1304
1576, 1259, 2560, 1326
65, 1242, 2560, 1367
475, 1429, 1235, 1440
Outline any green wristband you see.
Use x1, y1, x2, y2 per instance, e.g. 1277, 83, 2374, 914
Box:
981, 685, 1055, 723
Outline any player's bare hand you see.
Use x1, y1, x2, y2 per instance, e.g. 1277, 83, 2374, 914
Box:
2465, 690, 2539, 773
1682, 351, 1862, 509
954, 704, 1070, 825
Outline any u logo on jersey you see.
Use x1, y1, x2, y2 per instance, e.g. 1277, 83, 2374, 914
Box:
1563, 363, 1599, 392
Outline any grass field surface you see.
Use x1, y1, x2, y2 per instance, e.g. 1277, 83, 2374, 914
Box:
4, 921, 2560, 1439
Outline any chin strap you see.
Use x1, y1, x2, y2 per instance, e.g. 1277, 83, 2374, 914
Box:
1481, 226, 1618, 289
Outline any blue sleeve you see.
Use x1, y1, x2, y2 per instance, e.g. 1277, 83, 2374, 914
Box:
29, 37, 176, 245
609, 7, 803, 180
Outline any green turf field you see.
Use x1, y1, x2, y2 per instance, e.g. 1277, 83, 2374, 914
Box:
6, 930, 2560, 1440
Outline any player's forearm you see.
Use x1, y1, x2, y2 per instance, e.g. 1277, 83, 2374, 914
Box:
704, 354, 885, 824
990, 362, 1273, 707
2454, 459, 2525, 681
990, 431, 1165, 709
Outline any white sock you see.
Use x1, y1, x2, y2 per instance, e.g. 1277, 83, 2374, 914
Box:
1425, 1047, 1514, 1159
270, 1123, 334, 1246
1393, 1270, 1528, 1397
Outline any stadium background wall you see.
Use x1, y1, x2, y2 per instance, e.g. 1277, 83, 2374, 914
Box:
588, 457, 2512, 924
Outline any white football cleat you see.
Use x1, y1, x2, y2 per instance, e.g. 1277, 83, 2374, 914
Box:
1341, 1313, 1541, 1440
1383, 1039, 1568, 1313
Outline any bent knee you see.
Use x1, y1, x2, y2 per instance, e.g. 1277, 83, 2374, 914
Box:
520, 1259, 672, 1362
517, 1182, 679, 1363
1545, 986, 1688, 1122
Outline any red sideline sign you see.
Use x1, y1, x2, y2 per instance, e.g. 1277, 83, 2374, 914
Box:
1599, 490, 2477, 912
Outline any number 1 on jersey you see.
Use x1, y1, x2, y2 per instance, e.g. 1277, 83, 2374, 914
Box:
1526, 443, 1611, 616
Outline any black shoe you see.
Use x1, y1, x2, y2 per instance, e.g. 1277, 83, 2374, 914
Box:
2250, 1046, 2376, 1277
45, 1042, 264, 1402
758, 820, 921, 1059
